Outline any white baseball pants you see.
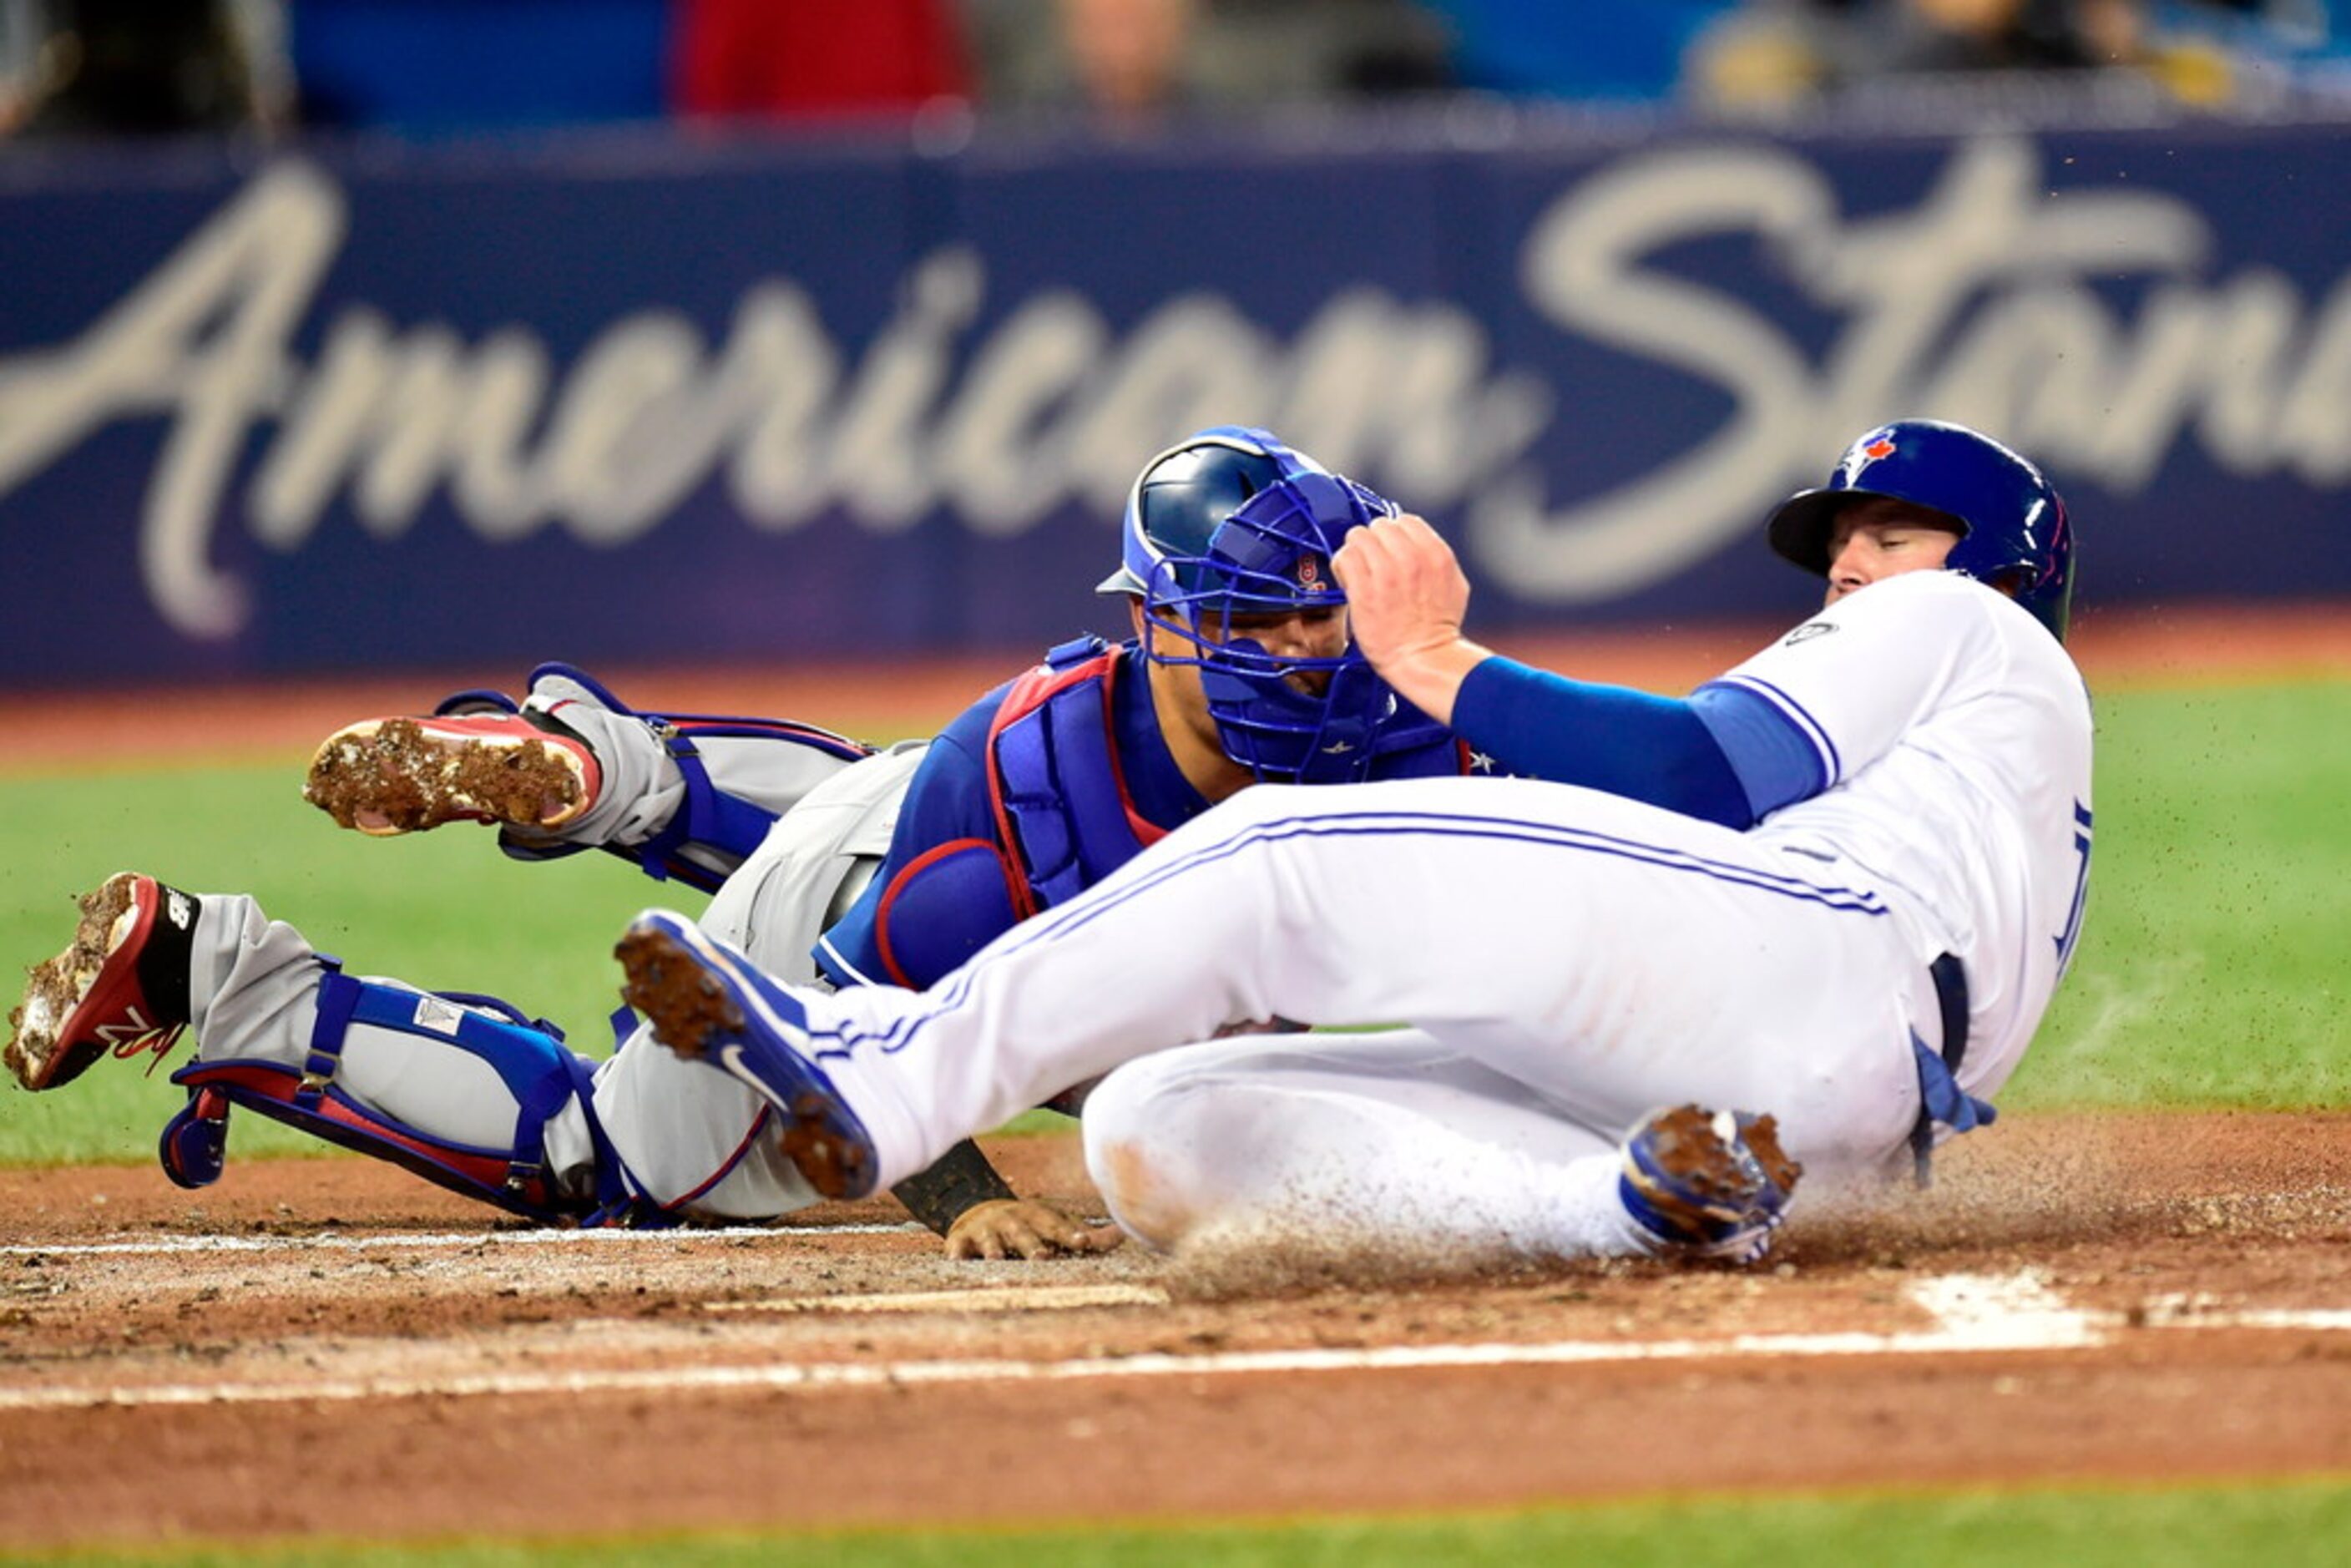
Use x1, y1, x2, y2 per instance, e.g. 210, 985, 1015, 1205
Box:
778, 776, 1936, 1256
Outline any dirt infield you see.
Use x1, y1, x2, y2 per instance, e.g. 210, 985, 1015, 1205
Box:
3, 604, 2347, 1550
3, 1115, 2349, 1550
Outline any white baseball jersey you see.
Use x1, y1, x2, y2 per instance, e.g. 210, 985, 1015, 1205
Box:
1708, 569, 2095, 1101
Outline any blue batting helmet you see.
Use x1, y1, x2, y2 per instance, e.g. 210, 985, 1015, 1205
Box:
1099, 426, 1441, 782
1766, 420, 2075, 642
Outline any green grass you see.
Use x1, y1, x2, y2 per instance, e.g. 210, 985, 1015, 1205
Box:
7, 1477, 2350, 1565
2015, 679, 2351, 1110
3, 678, 2347, 1165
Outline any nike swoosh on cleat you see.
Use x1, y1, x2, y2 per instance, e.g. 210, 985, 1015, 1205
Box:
715, 1043, 785, 1110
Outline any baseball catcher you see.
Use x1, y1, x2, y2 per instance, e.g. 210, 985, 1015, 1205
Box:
6, 427, 1477, 1254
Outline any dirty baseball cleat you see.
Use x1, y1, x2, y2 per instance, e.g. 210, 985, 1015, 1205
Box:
614, 911, 879, 1201
1618, 1104, 1802, 1264
6, 873, 199, 1091
303, 711, 601, 837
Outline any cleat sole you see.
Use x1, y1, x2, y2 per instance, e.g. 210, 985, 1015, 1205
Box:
775, 1090, 873, 1203
303, 716, 594, 837
613, 926, 741, 1061
1739, 1112, 1802, 1198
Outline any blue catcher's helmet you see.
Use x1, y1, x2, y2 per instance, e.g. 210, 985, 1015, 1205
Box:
1765, 420, 2075, 642
1099, 426, 1439, 782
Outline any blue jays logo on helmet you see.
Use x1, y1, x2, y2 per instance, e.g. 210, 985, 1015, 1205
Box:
1767, 419, 2075, 642
1099, 426, 1441, 781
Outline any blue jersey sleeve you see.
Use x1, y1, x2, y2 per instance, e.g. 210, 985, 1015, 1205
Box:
1449, 656, 1762, 828
814, 686, 1023, 989
1686, 682, 1829, 821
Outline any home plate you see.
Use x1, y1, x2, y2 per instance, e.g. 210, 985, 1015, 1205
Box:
705, 1282, 1172, 1316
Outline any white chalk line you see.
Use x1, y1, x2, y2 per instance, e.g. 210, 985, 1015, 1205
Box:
703, 1282, 1171, 1315
3, 1268, 2346, 1414
2138, 1293, 2351, 1332
0, 1222, 921, 1257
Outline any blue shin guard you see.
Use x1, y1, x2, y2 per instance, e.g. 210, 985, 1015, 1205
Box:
158, 960, 668, 1228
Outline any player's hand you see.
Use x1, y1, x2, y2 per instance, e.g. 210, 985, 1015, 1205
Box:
943, 1198, 1126, 1261
1330, 513, 1493, 725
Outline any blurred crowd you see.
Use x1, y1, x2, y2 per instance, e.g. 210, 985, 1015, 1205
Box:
0, 0, 2344, 142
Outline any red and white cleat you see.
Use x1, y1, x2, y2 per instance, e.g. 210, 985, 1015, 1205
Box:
6, 872, 197, 1092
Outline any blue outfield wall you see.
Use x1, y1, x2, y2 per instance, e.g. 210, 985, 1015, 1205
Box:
0, 107, 2346, 685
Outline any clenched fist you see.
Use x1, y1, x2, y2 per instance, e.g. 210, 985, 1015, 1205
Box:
1330, 513, 1492, 724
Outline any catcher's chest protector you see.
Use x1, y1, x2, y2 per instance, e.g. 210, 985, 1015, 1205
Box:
985, 640, 1163, 916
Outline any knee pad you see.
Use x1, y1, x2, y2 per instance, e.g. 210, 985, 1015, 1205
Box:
158, 960, 669, 1228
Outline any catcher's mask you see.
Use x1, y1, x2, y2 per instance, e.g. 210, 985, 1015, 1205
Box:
1099, 426, 1440, 782
1766, 419, 2075, 643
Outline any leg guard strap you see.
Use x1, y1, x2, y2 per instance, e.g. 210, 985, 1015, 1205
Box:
632, 723, 794, 890
432, 685, 523, 719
